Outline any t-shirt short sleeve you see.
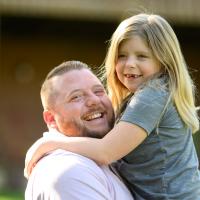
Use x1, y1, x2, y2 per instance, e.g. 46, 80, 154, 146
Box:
120, 86, 169, 135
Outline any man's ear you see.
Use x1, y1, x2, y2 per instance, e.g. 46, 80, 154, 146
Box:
43, 110, 57, 129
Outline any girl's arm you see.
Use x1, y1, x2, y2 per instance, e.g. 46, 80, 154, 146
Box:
25, 121, 147, 177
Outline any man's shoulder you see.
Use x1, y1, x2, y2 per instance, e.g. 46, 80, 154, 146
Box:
45, 149, 99, 167
26, 150, 114, 199
33, 149, 105, 180
26, 150, 134, 200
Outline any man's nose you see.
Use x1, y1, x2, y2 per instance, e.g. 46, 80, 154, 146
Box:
85, 93, 101, 107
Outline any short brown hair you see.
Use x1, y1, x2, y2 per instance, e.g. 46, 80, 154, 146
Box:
40, 60, 90, 110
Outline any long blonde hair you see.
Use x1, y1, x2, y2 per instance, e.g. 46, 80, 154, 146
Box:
105, 13, 199, 133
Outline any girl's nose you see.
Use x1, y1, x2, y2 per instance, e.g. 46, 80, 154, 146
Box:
125, 57, 136, 69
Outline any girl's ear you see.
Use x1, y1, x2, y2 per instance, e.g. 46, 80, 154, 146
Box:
43, 110, 57, 129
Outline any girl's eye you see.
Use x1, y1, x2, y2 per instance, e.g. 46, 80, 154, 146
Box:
118, 54, 126, 59
138, 54, 148, 59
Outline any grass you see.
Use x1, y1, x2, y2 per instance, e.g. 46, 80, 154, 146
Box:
0, 190, 23, 200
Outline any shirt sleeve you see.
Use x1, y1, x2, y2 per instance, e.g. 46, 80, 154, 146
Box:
120, 86, 169, 135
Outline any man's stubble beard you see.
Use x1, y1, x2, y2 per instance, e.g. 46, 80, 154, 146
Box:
71, 112, 115, 139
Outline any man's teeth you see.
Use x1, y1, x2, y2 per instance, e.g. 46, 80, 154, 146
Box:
85, 113, 102, 121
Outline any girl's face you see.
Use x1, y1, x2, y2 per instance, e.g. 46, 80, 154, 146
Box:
115, 36, 161, 92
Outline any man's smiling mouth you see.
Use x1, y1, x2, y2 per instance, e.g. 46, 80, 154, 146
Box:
83, 112, 103, 121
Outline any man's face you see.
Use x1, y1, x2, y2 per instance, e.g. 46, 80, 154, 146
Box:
48, 69, 115, 138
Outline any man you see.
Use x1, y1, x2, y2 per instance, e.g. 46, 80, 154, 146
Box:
25, 61, 133, 200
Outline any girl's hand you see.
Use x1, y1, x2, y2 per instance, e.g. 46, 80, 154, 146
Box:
24, 137, 62, 179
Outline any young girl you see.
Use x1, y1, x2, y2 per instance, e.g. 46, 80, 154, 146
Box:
26, 13, 200, 199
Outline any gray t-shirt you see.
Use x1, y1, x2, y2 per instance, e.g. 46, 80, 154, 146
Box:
116, 81, 200, 200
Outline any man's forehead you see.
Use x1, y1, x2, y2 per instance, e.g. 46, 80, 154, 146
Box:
53, 69, 103, 94
69, 84, 103, 94
65, 69, 99, 81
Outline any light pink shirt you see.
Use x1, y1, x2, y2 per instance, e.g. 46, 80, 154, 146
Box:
25, 131, 133, 200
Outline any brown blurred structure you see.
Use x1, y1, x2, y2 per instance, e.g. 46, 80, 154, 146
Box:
0, 0, 200, 191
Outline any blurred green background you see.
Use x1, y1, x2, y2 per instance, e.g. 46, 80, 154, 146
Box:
0, 190, 23, 200
0, 0, 200, 199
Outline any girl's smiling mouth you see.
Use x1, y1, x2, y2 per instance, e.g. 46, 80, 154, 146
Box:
124, 74, 142, 78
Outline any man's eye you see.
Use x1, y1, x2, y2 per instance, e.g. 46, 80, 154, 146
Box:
94, 90, 105, 96
71, 95, 82, 101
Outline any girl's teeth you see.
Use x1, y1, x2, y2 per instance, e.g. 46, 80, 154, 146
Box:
125, 74, 140, 78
